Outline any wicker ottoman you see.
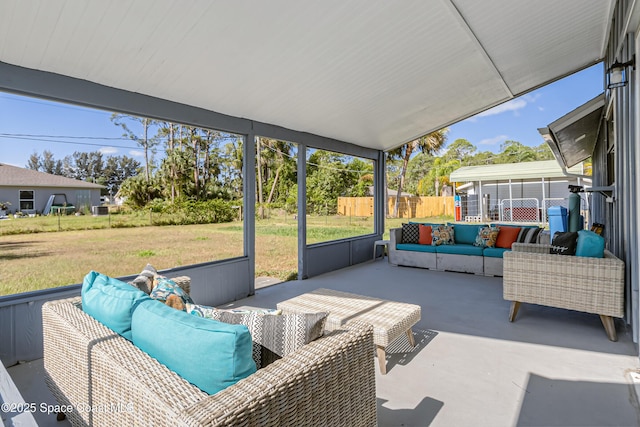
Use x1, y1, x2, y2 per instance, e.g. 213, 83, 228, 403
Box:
277, 288, 421, 374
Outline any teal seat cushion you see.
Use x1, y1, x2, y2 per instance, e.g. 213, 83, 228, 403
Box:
482, 247, 509, 258
396, 243, 437, 253
576, 230, 605, 258
448, 223, 484, 245
131, 299, 256, 395
435, 244, 483, 256
81, 270, 150, 341
491, 223, 539, 229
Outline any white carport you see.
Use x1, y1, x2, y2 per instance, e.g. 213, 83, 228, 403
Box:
450, 160, 590, 223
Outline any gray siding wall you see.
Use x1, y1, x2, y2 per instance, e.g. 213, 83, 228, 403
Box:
0, 187, 101, 215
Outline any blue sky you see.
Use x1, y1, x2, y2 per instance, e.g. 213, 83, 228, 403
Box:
0, 63, 604, 167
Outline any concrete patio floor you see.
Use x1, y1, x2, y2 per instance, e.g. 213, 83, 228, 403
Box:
8, 259, 640, 426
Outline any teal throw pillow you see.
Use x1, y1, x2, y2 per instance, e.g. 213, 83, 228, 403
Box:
132, 299, 256, 395
81, 271, 150, 341
576, 230, 605, 258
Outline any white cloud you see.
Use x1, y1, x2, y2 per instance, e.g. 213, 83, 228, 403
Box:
478, 134, 508, 146
129, 150, 144, 157
99, 146, 118, 155
477, 99, 527, 117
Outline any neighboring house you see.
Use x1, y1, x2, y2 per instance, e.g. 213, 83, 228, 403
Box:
0, 163, 103, 214
449, 160, 590, 223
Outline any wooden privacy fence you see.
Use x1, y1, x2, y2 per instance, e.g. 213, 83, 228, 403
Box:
337, 196, 454, 218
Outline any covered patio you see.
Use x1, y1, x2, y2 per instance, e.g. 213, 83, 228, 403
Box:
9, 261, 640, 426
3, 0, 640, 425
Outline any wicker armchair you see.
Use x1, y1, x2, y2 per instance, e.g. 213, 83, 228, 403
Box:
42, 297, 376, 426
503, 243, 625, 341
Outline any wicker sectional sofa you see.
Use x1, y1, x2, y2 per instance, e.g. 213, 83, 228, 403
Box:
503, 243, 625, 341
42, 297, 376, 426
389, 223, 548, 277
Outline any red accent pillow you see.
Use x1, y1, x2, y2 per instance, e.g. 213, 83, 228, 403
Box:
496, 226, 522, 249
418, 225, 432, 245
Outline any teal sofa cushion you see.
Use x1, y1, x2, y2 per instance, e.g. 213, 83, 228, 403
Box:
132, 299, 256, 395
576, 230, 605, 258
482, 247, 509, 258
81, 270, 150, 341
435, 244, 483, 256
396, 243, 437, 253
448, 223, 484, 245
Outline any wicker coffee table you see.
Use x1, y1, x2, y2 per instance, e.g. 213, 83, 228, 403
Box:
277, 288, 421, 374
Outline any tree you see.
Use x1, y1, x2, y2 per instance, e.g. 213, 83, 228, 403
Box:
103, 155, 141, 197
26, 152, 41, 171
442, 139, 476, 164
494, 140, 537, 164
111, 114, 158, 183
387, 129, 448, 217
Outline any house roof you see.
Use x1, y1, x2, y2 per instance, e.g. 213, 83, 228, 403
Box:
449, 160, 587, 182
0, 1, 614, 152
0, 163, 103, 189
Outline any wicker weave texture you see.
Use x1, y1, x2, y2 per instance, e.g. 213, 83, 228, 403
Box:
277, 288, 421, 347
43, 297, 376, 426
503, 244, 624, 317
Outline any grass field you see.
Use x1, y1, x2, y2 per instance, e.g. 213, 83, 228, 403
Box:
0, 213, 452, 295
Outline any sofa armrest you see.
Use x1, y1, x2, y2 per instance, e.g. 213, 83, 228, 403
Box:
190, 321, 376, 426
390, 228, 402, 246
511, 243, 552, 254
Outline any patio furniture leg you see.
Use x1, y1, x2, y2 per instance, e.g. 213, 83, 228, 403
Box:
376, 345, 387, 375
406, 328, 415, 347
599, 315, 617, 342
509, 301, 521, 322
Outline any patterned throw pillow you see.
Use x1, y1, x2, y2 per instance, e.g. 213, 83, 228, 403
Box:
150, 276, 194, 310
401, 223, 420, 244
517, 227, 542, 244
129, 263, 157, 294
474, 226, 500, 248
432, 225, 455, 246
187, 304, 327, 368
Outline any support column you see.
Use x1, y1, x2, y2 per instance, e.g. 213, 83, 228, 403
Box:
478, 179, 483, 221
374, 150, 386, 236
243, 132, 256, 295
508, 178, 513, 221
297, 144, 308, 280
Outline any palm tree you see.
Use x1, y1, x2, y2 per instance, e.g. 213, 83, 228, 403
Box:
387, 129, 448, 217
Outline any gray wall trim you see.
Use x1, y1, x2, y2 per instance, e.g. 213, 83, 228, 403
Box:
306, 235, 380, 277
244, 132, 256, 294
0, 61, 375, 160
297, 144, 308, 280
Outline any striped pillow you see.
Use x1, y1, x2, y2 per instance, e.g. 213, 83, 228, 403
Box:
517, 227, 541, 244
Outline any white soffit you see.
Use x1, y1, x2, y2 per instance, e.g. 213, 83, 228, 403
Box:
0, 0, 614, 151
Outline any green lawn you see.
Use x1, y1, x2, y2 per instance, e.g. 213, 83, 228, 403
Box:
0, 212, 452, 295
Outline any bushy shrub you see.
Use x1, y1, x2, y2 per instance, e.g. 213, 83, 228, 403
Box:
150, 199, 236, 225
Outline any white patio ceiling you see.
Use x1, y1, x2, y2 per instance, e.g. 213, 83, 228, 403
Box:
0, 0, 613, 151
